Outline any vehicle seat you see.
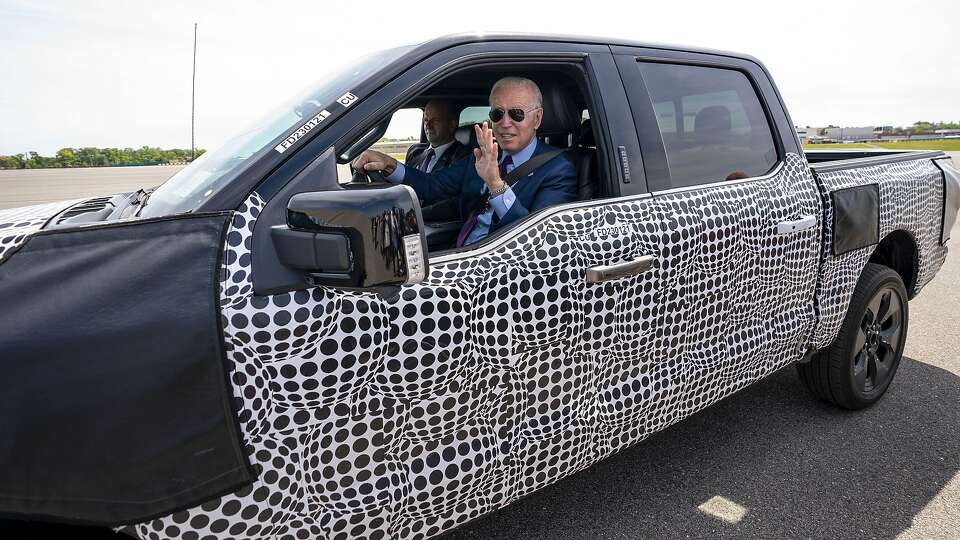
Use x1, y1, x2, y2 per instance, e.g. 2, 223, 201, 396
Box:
566, 119, 597, 200
538, 84, 580, 145
538, 86, 596, 201
455, 125, 479, 149
693, 105, 732, 147
668, 105, 741, 184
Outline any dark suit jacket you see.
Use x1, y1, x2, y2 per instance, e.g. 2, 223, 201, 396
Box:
405, 140, 471, 171
401, 141, 577, 238
405, 140, 473, 221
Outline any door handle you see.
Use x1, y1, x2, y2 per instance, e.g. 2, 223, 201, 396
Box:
776, 215, 817, 235
585, 255, 656, 283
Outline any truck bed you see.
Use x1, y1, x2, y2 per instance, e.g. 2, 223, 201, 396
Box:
805, 148, 942, 166
807, 149, 953, 350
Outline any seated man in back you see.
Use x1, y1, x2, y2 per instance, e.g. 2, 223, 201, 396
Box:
353, 77, 577, 247
405, 100, 472, 221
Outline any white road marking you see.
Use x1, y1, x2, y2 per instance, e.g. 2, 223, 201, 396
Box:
697, 495, 749, 525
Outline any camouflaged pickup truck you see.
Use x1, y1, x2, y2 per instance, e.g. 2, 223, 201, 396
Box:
1, 33, 958, 540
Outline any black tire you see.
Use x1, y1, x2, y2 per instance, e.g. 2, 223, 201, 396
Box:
798, 263, 909, 409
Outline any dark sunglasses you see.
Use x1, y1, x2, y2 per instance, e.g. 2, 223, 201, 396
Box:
488, 106, 541, 124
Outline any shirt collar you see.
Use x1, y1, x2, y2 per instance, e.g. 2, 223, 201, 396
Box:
500, 137, 538, 166
429, 140, 455, 160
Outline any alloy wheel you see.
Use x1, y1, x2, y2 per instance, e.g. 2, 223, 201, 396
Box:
852, 285, 904, 393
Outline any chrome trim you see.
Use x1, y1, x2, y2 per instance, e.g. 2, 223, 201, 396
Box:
776, 215, 817, 235
585, 255, 656, 283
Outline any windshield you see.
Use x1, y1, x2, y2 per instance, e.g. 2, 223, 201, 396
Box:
140, 45, 414, 218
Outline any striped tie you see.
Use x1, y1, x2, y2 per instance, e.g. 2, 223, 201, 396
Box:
419, 148, 435, 172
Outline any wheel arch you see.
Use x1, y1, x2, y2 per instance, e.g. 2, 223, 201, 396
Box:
868, 229, 919, 298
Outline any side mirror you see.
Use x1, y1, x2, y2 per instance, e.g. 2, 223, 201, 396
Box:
272, 184, 428, 288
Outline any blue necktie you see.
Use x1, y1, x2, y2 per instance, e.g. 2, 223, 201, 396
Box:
419, 148, 435, 172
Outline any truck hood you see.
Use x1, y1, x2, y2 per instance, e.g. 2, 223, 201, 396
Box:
0, 199, 82, 262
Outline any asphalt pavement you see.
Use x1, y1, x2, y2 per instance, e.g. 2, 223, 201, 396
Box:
0, 165, 185, 209
444, 219, 960, 539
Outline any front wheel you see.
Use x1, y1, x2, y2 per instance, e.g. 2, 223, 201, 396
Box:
798, 263, 909, 409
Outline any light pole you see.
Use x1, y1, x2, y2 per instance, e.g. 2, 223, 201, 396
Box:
191, 23, 197, 161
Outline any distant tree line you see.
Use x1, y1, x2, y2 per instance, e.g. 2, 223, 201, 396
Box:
870, 121, 959, 136
0, 147, 206, 170
901, 121, 960, 134
807, 121, 960, 137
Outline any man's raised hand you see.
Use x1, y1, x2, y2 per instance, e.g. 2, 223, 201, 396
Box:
473, 121, 501, 188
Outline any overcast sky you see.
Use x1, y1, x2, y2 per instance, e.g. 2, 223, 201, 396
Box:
1, 0, 957, 156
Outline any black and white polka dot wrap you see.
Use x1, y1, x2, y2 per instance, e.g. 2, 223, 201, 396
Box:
0, 153, 947, 539
131, 152, 836, 540
811, 158, 948, 349
0, 200, 78, 262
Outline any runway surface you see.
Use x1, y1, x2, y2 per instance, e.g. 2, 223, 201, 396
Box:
0, 153, 956, 211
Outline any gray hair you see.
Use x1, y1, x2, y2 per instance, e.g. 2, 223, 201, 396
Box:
489, 77, 543, 108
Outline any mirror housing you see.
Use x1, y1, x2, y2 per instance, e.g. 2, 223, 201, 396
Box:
276, 184, 428, 288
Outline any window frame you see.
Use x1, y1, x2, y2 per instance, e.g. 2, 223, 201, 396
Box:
614, 48, 795, 193
458, 106, 490, 127
320, 48, 621, 256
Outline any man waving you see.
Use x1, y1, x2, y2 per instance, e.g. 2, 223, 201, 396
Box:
353, 77, 577, 247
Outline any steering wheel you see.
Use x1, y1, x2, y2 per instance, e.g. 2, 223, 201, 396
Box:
351, 168, 388, 184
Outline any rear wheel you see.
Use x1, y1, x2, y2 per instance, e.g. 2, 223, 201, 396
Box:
798, 263, 909, 409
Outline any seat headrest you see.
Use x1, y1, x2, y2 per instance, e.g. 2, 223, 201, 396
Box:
455, 125, 476, 147
538, 85, 581, 135
693, 106, 732, 144
576, 118, 595, 147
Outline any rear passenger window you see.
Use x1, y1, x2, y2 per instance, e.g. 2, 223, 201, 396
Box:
459, 106, 489, 127
638, 62, 778, 189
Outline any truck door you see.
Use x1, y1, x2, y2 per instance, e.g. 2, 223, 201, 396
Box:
613, 47, 823, 416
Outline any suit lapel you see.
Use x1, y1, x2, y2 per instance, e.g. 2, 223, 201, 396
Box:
439, 141, 457, 167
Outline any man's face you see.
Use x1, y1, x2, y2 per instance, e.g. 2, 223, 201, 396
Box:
489, 85, 542, 154
422, 101, 457, 147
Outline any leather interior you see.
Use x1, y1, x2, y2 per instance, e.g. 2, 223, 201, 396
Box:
566, 118, 597, 200
455, 125, 477, 148
694, 105, 733, 146
538, 85, 581, 135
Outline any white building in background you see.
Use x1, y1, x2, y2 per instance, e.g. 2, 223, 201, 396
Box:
822, 126, 876, 141
796, 126, 878, 143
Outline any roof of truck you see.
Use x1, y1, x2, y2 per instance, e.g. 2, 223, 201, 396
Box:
402, 32, 763, 65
